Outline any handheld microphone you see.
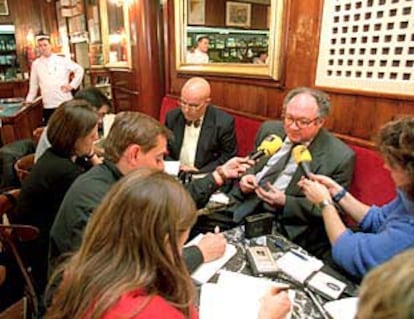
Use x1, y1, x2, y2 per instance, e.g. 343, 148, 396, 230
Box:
250, 135, 283, 161
292, 145, 312, 178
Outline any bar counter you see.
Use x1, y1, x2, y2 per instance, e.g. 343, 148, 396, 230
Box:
0, 97, 43, 145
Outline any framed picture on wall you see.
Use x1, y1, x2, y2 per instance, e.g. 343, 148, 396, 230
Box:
226, 2, 251, 28
0, 0, 9, 15
188, 0, 205, 25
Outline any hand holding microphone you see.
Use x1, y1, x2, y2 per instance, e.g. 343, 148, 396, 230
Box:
250, 134, 283, 161
292, 144, 312, 178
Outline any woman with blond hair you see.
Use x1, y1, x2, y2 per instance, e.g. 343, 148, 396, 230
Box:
357, 249, 414, 319
300, 116, 414, 278
45, 169, 291, 319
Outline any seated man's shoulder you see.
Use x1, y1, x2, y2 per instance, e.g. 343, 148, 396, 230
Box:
258, 120, 283, 134
210, 106, 235, 123
62, 165, 114, 203
166, 107, 181, 117
322, 129, 355, 155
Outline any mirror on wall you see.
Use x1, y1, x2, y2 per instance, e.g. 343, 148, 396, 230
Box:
174, 0, 285, 79
99, 0, 131, 68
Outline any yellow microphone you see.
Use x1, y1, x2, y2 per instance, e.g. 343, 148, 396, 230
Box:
292, 144, 312, 178
250, 135, 283, 161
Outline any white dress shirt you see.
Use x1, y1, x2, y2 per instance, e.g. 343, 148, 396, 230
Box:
186, 49, 209, 64
26, 54, 84, 109
179, 118, 204, 167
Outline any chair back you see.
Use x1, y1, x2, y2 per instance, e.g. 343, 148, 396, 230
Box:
0, 189, 20, 224
14, 154, 35, 184
0, 189, 39, 318
0, 298, 27, 319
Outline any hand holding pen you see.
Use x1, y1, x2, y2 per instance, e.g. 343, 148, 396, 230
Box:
258, 286, 292, 319
197, 227, 227, 263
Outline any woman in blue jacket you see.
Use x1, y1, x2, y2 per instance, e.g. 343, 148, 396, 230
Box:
299, 117, 414, 278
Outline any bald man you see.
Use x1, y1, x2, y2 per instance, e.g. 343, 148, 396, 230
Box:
165, 77, 237, 173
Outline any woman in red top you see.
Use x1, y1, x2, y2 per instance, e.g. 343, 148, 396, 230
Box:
45, 169, 290, 319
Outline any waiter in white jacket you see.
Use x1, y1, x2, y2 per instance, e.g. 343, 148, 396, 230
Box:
25, 34, 84, 123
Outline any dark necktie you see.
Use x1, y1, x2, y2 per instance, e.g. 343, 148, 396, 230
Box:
258, 144, 294, 187
232, 142, 294, 223
185, 119, 201, 128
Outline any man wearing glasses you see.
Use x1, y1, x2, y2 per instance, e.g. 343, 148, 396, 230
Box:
165, 77, 237, 173
195, 87, 355, 261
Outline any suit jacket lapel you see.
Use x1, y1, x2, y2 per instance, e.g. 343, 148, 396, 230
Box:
195, 105, 214, 167
173, 112, 186, 158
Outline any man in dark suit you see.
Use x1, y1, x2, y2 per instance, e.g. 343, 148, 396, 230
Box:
195, 87, 355, 260
165, 77, 237, 173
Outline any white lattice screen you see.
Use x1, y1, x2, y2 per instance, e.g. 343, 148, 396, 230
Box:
316, 0, 414, 96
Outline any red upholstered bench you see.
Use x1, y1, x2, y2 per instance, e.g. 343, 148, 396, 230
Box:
160, 96, 396, 207
348, 144, 396, 206
160, 96, 178, 124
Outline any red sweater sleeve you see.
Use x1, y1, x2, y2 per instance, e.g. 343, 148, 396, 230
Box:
101, 290, 198, 319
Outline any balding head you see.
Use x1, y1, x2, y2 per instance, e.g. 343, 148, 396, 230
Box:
181, 77, 211, 100
179, 77, 211, 121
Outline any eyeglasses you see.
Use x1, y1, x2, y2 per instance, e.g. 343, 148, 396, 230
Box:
283, 115, 320, 128
178, 99, 205, 109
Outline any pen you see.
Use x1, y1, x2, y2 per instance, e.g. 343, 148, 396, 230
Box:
214, 225, 220, 234
304, 287, 332, 319
290, 249, 309, 261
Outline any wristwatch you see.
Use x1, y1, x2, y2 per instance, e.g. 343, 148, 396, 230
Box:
318, 199, 334, 210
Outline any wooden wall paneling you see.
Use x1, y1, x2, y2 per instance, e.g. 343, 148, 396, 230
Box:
266, 88, 284, 119
328, 94, 356, 135
130, 0, 163, 118
284, 0, 320, 89
38, 1, 59, 37
205, 0, 225, 27
251, 5, 268, 30
348, 96, 378, 141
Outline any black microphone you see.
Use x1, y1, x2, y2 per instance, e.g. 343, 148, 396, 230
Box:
292, 145, 312, 178
250, 134, 283, 161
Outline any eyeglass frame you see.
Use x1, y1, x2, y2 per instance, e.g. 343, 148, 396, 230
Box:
178, 98, 207, 110
282, 115, 321, 129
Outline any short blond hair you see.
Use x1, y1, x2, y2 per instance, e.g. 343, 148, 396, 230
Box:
357, 249, 414, 319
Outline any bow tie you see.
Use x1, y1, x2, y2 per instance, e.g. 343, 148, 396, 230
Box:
185, 119, 201, 128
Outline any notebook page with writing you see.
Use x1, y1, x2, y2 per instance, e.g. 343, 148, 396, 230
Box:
186, 234, 237, 284
199, 271, 294, 319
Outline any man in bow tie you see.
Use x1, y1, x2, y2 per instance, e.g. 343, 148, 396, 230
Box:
165, 77, 237, 173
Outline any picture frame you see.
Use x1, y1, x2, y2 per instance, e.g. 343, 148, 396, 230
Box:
226, 2, 251, 28
0, 0, 9, 16
188, 0, 205, 25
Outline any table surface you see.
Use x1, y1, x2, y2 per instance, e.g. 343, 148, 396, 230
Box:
0, 98, 25, 118
211, 227, 359, 319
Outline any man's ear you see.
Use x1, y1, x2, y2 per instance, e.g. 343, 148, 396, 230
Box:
124, 144, 142, 165
318, 117, 326, 127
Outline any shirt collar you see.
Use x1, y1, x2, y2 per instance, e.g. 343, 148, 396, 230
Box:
398, 189, 414, 213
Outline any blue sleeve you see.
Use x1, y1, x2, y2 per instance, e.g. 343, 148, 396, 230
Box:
359, 198, 398, 232
332, 220, 414, 277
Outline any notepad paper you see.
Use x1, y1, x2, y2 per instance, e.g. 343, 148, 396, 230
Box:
276, 250, 324, 283
209, 192, 231, 205
199, 271, 294, 319
164, 161, 180, 176
186, 234, 237, 284
323, 297, 358, 319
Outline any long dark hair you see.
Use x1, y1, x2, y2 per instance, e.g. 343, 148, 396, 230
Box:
45, 169, 197, 319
